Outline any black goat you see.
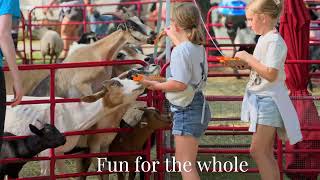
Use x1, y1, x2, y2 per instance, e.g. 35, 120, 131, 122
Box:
0, 124, 66, 179
77, 31, 98, 44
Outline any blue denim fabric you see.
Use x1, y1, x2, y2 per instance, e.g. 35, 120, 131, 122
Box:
88, 14, 113, 36
170, 92, 211, 138
256, 95, 284, 128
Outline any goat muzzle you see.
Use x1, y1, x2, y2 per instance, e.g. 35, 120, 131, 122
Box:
146, 32, 158, 44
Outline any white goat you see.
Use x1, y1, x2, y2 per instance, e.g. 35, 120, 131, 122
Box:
36, 27, 64, 64
4, 78, 144, 178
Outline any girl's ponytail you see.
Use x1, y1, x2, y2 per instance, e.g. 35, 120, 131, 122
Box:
172, 3, 205, 45
247, 0, 284, 19
188, 25, 205, 45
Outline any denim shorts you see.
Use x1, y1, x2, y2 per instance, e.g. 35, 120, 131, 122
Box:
256, 95, 284, 128
170, 92, 211, 138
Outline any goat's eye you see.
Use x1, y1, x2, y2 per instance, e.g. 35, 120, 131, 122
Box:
110, 80, 123, 87
117, 53, 126, 59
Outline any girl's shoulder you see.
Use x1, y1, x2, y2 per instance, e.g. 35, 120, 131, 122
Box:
263, 31, 285, 43
172, 41, 203, 55
260, 32, 286, 49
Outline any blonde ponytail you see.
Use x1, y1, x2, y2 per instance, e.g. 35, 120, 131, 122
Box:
247, 0, 284, 19
187, 25, 205, 45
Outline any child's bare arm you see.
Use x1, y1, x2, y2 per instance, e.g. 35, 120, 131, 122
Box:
0, 14, 23, 106
140, 79, 187, 92
235, 51, 278, 82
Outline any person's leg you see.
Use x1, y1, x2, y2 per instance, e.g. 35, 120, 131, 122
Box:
174, 135, 200, 180
250, 124, 280, 180
0, 70, 6, 151
60, 17, 79, 59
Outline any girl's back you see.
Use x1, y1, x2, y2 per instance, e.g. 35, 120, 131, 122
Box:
170, 41, 207, 88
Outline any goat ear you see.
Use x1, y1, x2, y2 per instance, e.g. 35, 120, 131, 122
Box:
102, 80, 112, 87
80, 89, 107, 103
29, 124, 44, 136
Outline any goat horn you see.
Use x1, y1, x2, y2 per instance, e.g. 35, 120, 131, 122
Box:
117, 71, 129, 79
154, 30, 167, 45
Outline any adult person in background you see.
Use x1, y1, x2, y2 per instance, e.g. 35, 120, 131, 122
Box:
0, 0, 23, 151
11, 16, 24, 60
43, 0, 92, 59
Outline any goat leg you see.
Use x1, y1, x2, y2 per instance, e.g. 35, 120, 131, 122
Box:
87, 138, 105, 180
78, 157, 91, 180
42, 54, 46, 64
49, 55, 54, 64
117, 172, 126, 180
128, 172, 137, 180
53, 54, 58, 64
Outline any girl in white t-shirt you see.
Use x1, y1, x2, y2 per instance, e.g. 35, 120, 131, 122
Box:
235, 0, 302, 180
139, 4, 211, 180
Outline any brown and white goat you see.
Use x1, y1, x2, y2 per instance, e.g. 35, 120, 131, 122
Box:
75, 78, 145, 180
108, 107, 171, 180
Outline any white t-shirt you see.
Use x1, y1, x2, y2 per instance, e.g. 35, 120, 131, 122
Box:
247, 29, 287, 94
169, 41, 208, 89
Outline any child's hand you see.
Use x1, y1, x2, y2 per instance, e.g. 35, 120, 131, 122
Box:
139, 79, 159, 90
235, 51, 250, 63
164, 27, 179, 45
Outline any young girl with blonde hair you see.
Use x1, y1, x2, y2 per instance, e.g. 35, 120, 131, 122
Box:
235, 0, 302, 179
140, 3, 211, 180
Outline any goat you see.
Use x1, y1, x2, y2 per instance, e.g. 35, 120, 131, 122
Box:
77, 78, 145, 180
0, 124, 66, 179
36, 27, 64, 64
5, 70, 49, 95
4, 78, 144, 178
30, 14, 156, 98
108, 107, 171, 180
112, 45, 153, 77
77, 31, 98, 44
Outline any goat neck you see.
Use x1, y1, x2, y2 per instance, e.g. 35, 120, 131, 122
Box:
17, 136, 47, 158
125, 124, 154, 149
93, 30, 131, 61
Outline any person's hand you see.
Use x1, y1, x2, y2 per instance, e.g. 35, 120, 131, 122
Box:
139, 79, 159, 90
235, 51, 250, 63
164, 27, 179, 44
10, 79, 23, 107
